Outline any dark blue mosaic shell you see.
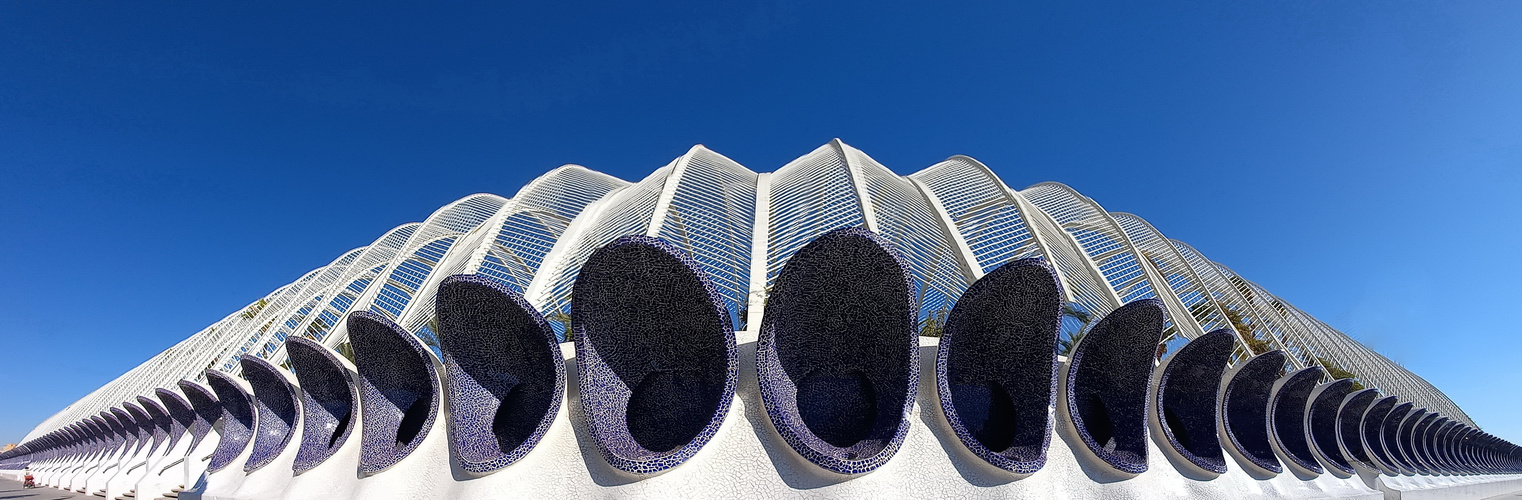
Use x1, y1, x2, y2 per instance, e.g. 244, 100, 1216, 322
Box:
1268, 366, 1324, 475
1360, 396, 1399, 473
1411, 412, 1442, 473
156, 388, 195, 454
178, 380, 222, 453
1431, 419, 1457, 473
135, 395, 171, 454
286, 336, 359, 474
1334, 388, 1378, 465
1381, 402, 1416, 474
1393, 408, 1427, 474
1154, 329, 1235, 474
1306, 379, 1356, 474
437, 274, 565, 474
936, 257, 1061, 474
348, 310, 440, 475
241, 355, 300, 473
1064, 298, 1166, 475
121, 403, 149, 455
572, 235, 737, 475
757, 227, 918, 475
205, 370, 256, 473
1221, 350, 1286, 474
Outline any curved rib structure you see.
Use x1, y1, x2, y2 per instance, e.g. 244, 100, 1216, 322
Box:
286, 336, 359, 474
935, 257, 1062, 475
4, 141, 1516, 498
1306, 378, 1357, 477
436, 274, 564, 473
348, 311, 440, 475
1061, 299, 1167, 476
1220, 350, 1287, 477
1150, 329, 1234, 476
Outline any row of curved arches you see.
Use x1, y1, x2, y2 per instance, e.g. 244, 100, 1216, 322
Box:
4, 229, 1515, 499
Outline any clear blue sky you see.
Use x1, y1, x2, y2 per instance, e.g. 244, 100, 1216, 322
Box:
2, 1, 1519, 446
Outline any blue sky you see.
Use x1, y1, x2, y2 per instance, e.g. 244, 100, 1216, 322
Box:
2, 1, 1520, 446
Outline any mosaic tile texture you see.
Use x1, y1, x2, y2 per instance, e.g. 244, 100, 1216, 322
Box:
1394, 408, 1427, 474
286, 336, 359, 474
348, 310, 440, 476
1306, 378, 1356, 475
135, 395, 171, 454
1064, 299, 1166, 475
205, 369, 256, 473
241, 355, 300, 473
1381, 402, 1416, 474
1361, 396, 1399, 473
1334, 388, 1378, 465
156, 388, 195, 454
1154, 329, 1234, 474
1269, 366, 1325, 474
935, 257, 1061, 474
757, 227, 917, 475
117, 404, 147, 455
437, 274, 564, 474
1222, 350, 1287, 474
572, 235, 736, 474
1411, 412, 1441, 473
178, 380, 222, 453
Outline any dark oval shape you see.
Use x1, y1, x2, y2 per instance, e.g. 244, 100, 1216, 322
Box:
1152, 329, 1235, 475
1268, 366, 1324, 476
1335, 388, 1379, 467
1063, 299, 1166, 476
758, 227, 917, 475
936, 258, 1062, 474
1306, 378, 1356, 475
286, 336, 360, 474
573, 236, 736, 474
241, 355, 300, 472
348, 310, 440, 475
436, 274, 564, 474
1220, 350, 1287, 475
205, 370, 256, 473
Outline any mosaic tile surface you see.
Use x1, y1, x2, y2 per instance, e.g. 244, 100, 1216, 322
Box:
935, 257, 1061, 474
757, 227, 917, 475
1222, 350, 1287, 474
1361, 396, 1399, 473
1306, 379, 1356, 474
1154, 329, 1234, 474
1334, 388, 1378, 465
1269, 366, 1325, 474
437, 274, 564, 474
1381, 402, 1416, 474
136, 395, 172, 454
178, 380, 222, 453
242, 355, 300, 472
286, 336, 359, 474
205, 370, 256, 473
1064, 299, 1166, 475
156, 388, 195, 454
348, 310, 440, 475
572, 235, 736, 475
1393, 407, 1427, 474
